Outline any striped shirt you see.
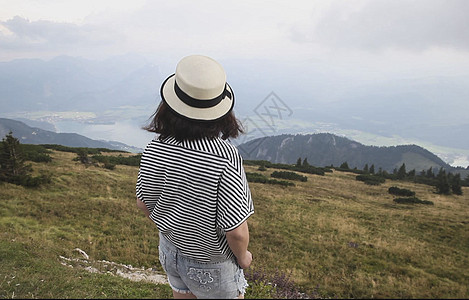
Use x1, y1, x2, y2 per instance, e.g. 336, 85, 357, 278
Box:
136, 135, 254, 262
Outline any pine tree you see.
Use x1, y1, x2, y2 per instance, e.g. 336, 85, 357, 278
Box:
296, 157, 302, 167
363, 164, 369, 173
426, 167, 434, 178
340, 162, 349, 169
450, 173, 463, 195
397, 163, 407, 179
0, 132, 32, 182
369, 164, 375, 174
302, 158, 309, 167
435, 168, 451, 195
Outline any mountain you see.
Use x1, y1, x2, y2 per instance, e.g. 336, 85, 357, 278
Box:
0, 118, 142, 152
237, 133, 467, 175
0, 54, 162, 113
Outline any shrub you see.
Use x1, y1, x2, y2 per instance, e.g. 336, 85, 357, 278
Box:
6, 173, 51, 187
388, 186, 415, 197
393, 197, 433, 205
246, 172, 295, 187
245, 172, 267, 183
356, 174, 385, 185
21, 144, 53, 163
103, 162, 116, 170
243, 160, 330, 176
271, 171, 307, 182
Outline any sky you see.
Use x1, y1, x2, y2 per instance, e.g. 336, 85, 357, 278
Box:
1, 0, 469, 101
1, 0, 469, 164
1, 0, 469, 66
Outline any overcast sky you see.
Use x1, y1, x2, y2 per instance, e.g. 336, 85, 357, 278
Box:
1, 0, 469, 73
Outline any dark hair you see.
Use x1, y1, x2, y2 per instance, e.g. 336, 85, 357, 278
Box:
144, 101, 244, 141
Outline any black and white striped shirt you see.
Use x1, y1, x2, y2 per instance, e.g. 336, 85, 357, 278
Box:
136, 136, 254, 262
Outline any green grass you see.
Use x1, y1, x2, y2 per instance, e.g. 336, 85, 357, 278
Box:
0, 240, 173, 299
1, 150, 468, 298
245, 166, 469, 298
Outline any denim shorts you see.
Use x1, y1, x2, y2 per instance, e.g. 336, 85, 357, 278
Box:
158, 232, 248, 299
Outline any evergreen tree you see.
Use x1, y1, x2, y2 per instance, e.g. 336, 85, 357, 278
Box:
397, 163, 407, 180
0, 132, 31, 182
302, 158, 309, 167
363, 164, 369, 173
450, 173, 463, 195
369, 164, 375, 174
340, 162, 349, 169
426, 167, 434, 178
435, 168, 451, 195
296, 157, 302, 167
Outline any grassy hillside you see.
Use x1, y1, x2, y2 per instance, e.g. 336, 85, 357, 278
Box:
1, 150, 468, 298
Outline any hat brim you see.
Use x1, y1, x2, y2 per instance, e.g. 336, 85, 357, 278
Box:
160, 74, 235, 121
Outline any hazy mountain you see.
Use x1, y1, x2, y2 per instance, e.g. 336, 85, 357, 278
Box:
238, 133, 466, 175
0, 118, 142, 152
0, 54, 162, 113
0, 55, 468, 164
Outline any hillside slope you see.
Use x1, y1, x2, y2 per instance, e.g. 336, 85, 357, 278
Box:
1, 148, 468, 298
238, 133, 458, 174
0, 118, 141, 152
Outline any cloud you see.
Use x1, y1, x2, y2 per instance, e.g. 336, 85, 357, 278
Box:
0, 16, 123, 55
291, 0, 469, 52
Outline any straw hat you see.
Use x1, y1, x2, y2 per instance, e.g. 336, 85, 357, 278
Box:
160, 55, 235, 121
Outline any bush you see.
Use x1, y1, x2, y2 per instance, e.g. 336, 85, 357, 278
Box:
271, 171, 307, 182
6, 173, 51, 187
246, 172, 295, 187
103, 162, 116, 170
388, 186, 415, 197
393, 197, 433, 205
356, 174, 385, 185
42, 144, 125, 154
244, 160, 330, 176
21, 144, 53, 163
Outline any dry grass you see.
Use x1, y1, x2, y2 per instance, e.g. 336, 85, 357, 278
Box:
0, 153, 467, 298
244, 165, 469, 298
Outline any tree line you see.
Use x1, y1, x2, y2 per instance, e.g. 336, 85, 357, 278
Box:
336, 160, 465, 195
0, 132, 139, 187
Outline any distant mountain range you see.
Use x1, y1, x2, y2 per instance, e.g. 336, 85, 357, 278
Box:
238, 133, 468, 176
0, 55, 161, 113
0, 118, 142, 152
1, 55, 468, 166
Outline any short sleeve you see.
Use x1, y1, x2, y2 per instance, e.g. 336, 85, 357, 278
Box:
217, 157, 254, 231
136, 170, 144, 201
135, 150, 157, 213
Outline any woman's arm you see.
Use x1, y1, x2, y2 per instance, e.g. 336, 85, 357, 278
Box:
136, 198, 151, 218
226, 221, 252, 269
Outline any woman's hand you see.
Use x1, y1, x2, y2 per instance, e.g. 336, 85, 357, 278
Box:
237, 250, 252, 269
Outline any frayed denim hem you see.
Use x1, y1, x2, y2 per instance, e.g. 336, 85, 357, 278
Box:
168, 280, 193, 295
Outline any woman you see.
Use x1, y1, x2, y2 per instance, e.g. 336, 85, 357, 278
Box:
136, 55, 254, 299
